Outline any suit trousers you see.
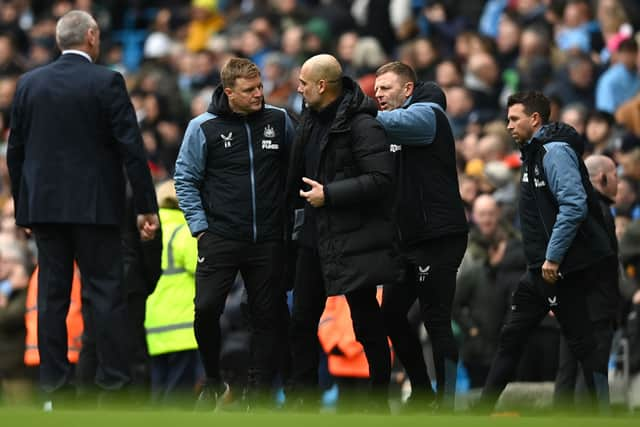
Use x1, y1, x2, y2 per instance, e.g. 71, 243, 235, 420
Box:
34, 224, 130, 393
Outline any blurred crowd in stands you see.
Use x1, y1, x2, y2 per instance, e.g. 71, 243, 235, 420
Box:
2, 0, 640, 409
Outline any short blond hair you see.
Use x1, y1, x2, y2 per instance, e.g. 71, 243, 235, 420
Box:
221, 58, 260, 89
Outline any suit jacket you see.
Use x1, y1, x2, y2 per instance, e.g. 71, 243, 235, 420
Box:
7, 53, 157, 227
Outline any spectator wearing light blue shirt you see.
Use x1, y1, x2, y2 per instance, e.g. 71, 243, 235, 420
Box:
595, 38, 640, 113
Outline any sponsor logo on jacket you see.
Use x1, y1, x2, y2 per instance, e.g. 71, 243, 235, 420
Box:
417, 265, 431, 282
521, 165, 547, 188
221, 132, 233, 148
264, 124, 276, 138
262, 140, 279, 150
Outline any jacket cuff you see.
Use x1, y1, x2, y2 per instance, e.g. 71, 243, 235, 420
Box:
323, 184, 333, 207
544, 249, 563, 264
192, 229, 207, 238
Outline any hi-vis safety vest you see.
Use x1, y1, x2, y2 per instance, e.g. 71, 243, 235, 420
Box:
145, 208, 198, 356
24, 264, 83, 365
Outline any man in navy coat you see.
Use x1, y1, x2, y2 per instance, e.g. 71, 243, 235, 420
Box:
6, 10, 158, 404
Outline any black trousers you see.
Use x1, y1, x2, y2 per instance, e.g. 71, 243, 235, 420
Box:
34, 224, 130, 393
481, 266, 607, 409
381, 233, 467, 407
554, 319, 614, 408
515, 326, 560, 382
289, 247, 391, 398
194, 233, 284, 391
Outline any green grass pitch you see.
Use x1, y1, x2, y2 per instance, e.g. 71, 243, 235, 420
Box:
1, 409, 639, 427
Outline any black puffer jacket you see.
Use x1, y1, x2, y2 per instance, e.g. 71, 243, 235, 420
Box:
287, 77, 401, 295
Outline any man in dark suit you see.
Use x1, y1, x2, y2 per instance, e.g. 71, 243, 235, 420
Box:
6, 10, 159, 404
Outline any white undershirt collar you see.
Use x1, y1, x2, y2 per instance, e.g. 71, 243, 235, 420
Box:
62, 50, 92, 63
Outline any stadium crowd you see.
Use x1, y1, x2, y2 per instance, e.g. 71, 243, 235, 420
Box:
1, 0, 640, 414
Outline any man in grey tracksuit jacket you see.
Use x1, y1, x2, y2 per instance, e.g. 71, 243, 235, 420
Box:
374, 62, 468, 411
174, 58, 294, 406
479, 91, 614, 412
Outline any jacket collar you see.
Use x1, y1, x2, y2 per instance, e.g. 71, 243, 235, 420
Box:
61, 50, 92, 63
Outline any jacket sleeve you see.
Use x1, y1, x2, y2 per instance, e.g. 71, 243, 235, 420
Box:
140, 225, 163, 295
542, 142, 588, 263
376, 101, 437, 146
179, 223, 199, 276
324, 116, 394, 207
174, 118, 209, 236
7, 79, 25, 211
103, 72, 158, 214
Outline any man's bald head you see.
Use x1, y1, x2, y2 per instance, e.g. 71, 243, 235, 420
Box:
473, 194, 498, 215
298, 54, 343, 110
302, 54, 342, 82
585, 155, 615, 177
472, 194, 500, 238
585, 154, 618, 200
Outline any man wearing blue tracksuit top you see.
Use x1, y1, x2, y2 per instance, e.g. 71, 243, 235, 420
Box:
174, 58, 294, 408
374, 62, 468, 411
479, 91, 614, 412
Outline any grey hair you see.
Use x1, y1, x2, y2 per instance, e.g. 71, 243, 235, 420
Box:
56, 10, 97, 50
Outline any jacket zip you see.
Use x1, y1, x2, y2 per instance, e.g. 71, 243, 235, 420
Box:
527, 150, 561, 274
245, 121, 258, 242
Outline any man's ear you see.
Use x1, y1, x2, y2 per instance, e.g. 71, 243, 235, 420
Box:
317, 79, 327, 95
405, 81, 415, 98
602, 173, 608, 187
530, 112, 542, 128
223, 87, 233, 97
87, 28, 98, 46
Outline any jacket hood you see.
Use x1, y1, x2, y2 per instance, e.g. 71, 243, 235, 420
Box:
331, 76, 378, 131
409, 81, 447, 110
207, 84, 264, 117
530, 122, 585, 157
